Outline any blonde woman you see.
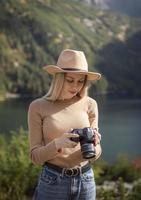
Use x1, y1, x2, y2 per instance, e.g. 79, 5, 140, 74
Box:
28, 49, 102, 200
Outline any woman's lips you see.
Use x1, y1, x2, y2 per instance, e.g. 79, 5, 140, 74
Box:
69, 91, 77, 95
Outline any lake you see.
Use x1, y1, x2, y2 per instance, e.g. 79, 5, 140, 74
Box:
0, 95, 141, 163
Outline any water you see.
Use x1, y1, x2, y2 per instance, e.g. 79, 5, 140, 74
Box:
98, 97, 141, 163
0, 98, 30, 134
0, 96, 141, 163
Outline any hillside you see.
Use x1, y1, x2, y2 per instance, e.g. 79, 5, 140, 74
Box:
0, 0, 141, 97
75, 0, 141, 18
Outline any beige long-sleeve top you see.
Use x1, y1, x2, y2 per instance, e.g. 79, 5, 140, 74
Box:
28, 95, 102, 168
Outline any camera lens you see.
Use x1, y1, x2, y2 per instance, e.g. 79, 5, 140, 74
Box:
81, 143, 96, 159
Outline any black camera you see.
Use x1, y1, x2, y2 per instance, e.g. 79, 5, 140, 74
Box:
71, 127, 96, 159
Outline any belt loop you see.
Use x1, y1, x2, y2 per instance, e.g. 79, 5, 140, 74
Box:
62, 168, 65, 177
79, 166, 82, 175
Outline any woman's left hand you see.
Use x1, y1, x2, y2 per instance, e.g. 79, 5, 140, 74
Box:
92, 129, 101, 146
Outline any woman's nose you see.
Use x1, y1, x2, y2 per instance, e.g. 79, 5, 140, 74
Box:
72, 82, 78, 88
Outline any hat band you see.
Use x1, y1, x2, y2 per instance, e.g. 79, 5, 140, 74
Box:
61, 68, 88, 72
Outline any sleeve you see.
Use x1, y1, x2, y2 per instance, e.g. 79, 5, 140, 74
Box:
87, 98, 99, 130
28, 100, 60, 165
87, 97, 102, 162
68, 98, 102, 165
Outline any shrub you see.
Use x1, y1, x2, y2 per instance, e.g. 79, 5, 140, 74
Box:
97, 155, 141, 183
0, 129, 141, 199
128, 179, 141, 200
0, 128, 41, 200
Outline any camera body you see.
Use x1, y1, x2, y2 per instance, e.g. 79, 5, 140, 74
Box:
71, 127, 96, 159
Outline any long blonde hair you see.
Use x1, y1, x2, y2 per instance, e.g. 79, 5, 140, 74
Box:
44, 73, 89, 101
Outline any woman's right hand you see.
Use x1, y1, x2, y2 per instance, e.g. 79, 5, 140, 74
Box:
55, 133, 79, 149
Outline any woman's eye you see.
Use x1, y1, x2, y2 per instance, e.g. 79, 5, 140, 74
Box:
66, 79, 85, 84
79, 80, 85, 84
66, 79, 73, 83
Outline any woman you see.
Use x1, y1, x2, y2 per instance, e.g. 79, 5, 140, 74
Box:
28, 49, 102, 200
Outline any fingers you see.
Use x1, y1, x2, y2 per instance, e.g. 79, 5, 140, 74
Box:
93, 129, 101, 146
66, 133, 79, 144
94, 134, 99, 145
55, 134, 78, 149
93, 129, 101, 139
64, 133, 79, 138
62, 135, 78, 148
69, 133, 79, 138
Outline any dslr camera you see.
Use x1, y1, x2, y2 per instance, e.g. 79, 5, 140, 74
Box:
71, 127, 96, 159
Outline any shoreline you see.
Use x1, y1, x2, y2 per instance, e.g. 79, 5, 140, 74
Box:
1, 92, 141, 102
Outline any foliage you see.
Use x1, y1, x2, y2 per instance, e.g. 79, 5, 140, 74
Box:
97, 177, 141, 200
128, 179, 141, 200
93, 155, 141, 184
0, 128, 41, 200
0, 129, 141, 199
0, 0, 141, 97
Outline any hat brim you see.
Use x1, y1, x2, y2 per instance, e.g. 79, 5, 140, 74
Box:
43, 65, 101, 81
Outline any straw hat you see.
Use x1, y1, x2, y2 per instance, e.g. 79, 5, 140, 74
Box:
43, 49, 101, 80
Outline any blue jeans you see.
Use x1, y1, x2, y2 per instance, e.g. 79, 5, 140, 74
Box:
33, 165, 96, 200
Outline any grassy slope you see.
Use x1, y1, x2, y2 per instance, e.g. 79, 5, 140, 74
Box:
0, 0, 141, 97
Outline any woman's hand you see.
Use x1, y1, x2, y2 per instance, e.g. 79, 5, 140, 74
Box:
93, 129, 101, 146
55, 133, 79, 150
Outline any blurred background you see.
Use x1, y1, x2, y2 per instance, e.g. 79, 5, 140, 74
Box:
0, 0, 141, 199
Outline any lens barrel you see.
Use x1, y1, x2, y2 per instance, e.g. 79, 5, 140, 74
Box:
81, 143, 96, 159
71, 127, 96, 159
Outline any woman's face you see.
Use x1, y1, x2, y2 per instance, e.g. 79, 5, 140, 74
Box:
60, 73, 86, 100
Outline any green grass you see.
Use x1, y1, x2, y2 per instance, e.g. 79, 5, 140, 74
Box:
0, 0, 141, 97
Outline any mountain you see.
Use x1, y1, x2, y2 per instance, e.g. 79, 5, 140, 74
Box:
96, 30, 141, 97
75, 0, 141, 18
0, 0, 141, 98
